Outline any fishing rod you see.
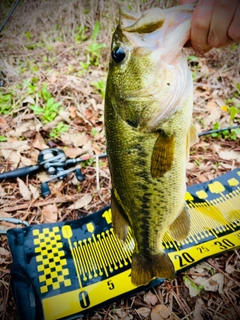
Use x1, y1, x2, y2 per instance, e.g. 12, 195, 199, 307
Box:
0, 0, 21, 34
198, 124, 240, 136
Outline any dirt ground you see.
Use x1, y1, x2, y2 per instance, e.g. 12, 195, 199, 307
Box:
0, 1, 240, 319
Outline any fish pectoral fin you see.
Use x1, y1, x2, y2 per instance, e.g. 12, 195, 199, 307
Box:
189, 122, 199, 146
151, 131, 174, 178
168, 205, 190, 241
131, 252, 175, 286
111, 189, 129, 242
186, 123, 198, 160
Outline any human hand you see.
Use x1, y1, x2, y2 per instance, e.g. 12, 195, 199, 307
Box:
178, 0, 240, 54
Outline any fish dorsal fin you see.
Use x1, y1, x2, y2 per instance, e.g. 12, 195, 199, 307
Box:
123, 8, 165, 33
151, 131, 175, 178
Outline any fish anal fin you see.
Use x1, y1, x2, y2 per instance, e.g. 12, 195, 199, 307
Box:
131, 252, 175, 286
111, 189, 129, 242
168, 205, 190, 241
151, 131, 174, 178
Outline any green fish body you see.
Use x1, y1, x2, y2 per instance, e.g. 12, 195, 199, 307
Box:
105, 4, 198, 286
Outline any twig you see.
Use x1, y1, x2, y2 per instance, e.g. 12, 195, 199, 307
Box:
224, 289, 240, 318
2, 275, 10, 320
103, 305, 111, 320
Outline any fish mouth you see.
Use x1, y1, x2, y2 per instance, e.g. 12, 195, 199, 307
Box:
120, 3, 195, 64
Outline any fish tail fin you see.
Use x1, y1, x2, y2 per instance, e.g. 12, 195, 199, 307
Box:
168, 205, 190, 241
131, 252, 175, 286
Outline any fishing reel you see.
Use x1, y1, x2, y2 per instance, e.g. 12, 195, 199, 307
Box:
0, 148, 85, 198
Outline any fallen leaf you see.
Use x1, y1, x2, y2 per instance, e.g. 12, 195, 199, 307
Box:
194, 273, 224, 294
42, 204, 58, 223
1, 149, 21, 168
193, 298, 204, 320
0, 247, 10, 257
61, 132, 90, 148
218, 150, 240, 162
184, 276, 202, 297
151, 304, 171, 320
0, 117, 7, 128
68, 194, 92, 209
63, 147, 85, 158
144, 291, 158, 306
29, 184, 40, 200
22, 96, 35, 105
32, 133, 49, 150
225, 264, 235, 274
137, 307, 151, 317
17, 178, 31, 200
20, 155, 33, 166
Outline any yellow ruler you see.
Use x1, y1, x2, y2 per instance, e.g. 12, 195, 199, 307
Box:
7, 169, 240, 320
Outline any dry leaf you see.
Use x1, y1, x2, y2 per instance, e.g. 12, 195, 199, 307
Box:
144, 291, 158, 306
193, 299, 204, 320
137, 307, 151, 317
68, 194, 92, 209
61, 132, 90, 148
22, 96, 35, 105
64, 147, 85, 158
1, 150, 21, 168
29, 184, 40, 200
151, 304, 171, 320
17, 178, 31, 200
0, 117, 7, 128
42, 204, 58, 223
20, 156, 33, 166
218, 150, 240, 162
0, 247, 10, 257
225, 264, 235, 274
184, 276, 202, 297
32, 132, 49, 150
195, 273, 224, 294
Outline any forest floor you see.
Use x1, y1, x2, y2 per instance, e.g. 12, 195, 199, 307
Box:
0, 1, 240, 319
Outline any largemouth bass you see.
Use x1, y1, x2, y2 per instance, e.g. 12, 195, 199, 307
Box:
104, 3, 198, 286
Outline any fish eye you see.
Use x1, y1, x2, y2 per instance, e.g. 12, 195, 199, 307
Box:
112, 46, 126, 63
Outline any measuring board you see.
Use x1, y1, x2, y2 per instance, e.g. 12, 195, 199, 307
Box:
7, 168, 240, 320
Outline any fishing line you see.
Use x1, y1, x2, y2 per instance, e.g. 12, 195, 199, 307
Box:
0, 0, 21, 34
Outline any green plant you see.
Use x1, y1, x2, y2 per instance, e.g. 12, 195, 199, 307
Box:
49, 122, 69, 138
0, 91, 14, 114
0, 136, 7, 142
211, 122, 240, 141
25, 81, 62, 123
74, 25, 87, 44
80, 21, 106, 70
91, 79, 106, 99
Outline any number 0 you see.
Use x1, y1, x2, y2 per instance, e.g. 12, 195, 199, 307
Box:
79, 291, 90, 309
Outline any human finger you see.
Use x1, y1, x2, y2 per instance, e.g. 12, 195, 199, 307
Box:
208, 0, 239, 48
190, 0, 216, 54
228, 2, 240, 42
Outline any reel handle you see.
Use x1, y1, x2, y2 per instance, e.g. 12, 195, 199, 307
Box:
0, 165, 40, 181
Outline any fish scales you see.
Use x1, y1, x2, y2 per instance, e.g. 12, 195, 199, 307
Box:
105, 3, 198, 286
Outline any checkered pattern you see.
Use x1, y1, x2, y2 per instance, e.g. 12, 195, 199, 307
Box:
33, 226, 71, 294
